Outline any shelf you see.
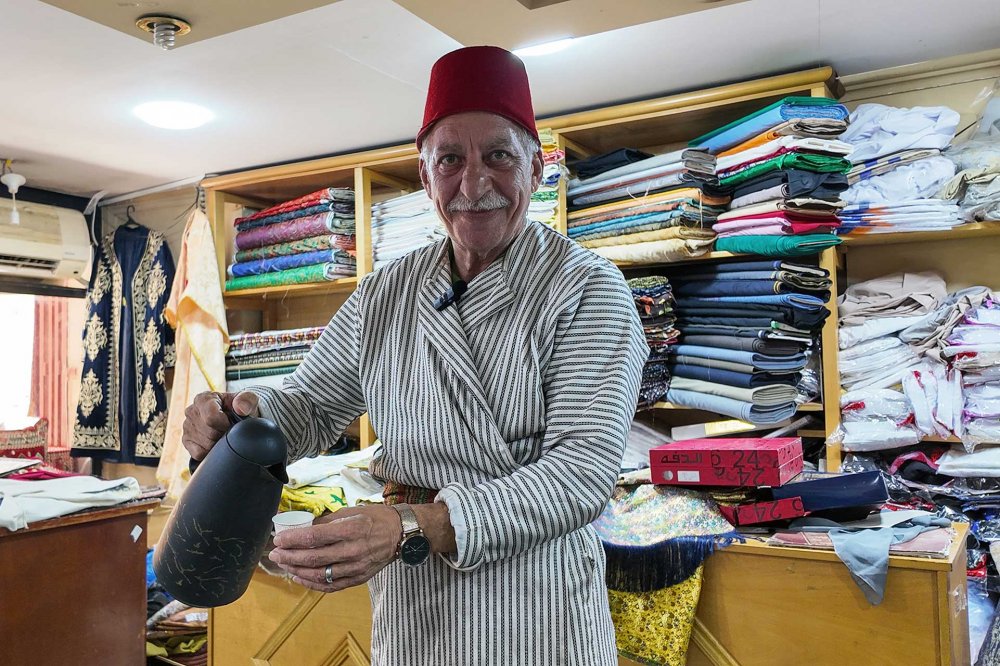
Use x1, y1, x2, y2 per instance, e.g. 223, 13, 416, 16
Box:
653, 401, 823, 412
839, 222, 1000, 248
224, 277, 358, 303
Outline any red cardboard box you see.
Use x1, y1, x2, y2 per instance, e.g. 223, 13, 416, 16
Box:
650, 437, 804, 488
718, 497, 808, 526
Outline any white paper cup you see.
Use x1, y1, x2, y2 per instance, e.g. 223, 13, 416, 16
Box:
272, 511, 315, 534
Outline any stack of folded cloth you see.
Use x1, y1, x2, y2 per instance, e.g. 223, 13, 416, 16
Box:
529, 129, 567, 228
943, 303, 1000, 445
567, 147, 718, 208
838, 104, 962, 235
937, 137, 1000, 222
689, 96, 852, 257
627, 276, 679, 409
225, 326, 324, 388
371, 190, 446, 270
659, 259, 831, 424
228, 188, 357, 291
146, 600, 208, 666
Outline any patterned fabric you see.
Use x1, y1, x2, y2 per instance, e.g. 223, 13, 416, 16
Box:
249, 221, 648, 665
235, 204, 353, 232
227, 249, 356, 278
234, 187, 355, 226
224, 262, 354, 292
234, 214, 356, 251
228, 327, 324, 355
278, 484, 347, 516
225, 366, 296, 381
0, 418, 48, 452
234, 234, 356, 263
73, 226, 175, 465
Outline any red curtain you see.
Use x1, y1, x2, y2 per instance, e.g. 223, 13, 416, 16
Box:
29, 296, 69, 449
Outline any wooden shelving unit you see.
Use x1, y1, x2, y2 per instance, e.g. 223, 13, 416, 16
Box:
839, 221, 1000, 247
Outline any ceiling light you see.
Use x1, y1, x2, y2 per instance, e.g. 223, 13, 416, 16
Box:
133, 101, 214, 130
513, 38, 575, 58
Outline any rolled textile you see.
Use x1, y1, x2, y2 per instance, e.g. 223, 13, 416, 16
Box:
663, 388, 798, 424
234, 234, 356, 262
689, 96, 849, 154
235, 213, 358, 251
579, 226, 715, 249
669, 376, 798, 407
225, 262, 354, 291
713, 233, 842, 257
670, 362, 800, 388
235, 188, 354, 225
589, 237, 714, 264
228, 249, 355, 278
719, 153, 852, 188
228, 326, 323, 355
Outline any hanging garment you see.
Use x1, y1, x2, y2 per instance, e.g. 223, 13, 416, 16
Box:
249, 220, 648, 665
157, 211, 229, 502
72, 225, 175, 465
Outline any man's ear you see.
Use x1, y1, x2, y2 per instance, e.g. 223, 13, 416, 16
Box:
418, 158, 432, 195
530, 148, 544, 192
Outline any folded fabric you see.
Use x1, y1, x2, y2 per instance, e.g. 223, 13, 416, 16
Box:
937, 445, 1000, 477
235, 212, 358, 251
569, 156, 687, 198
569, 149, 711, 190
589, 237, 715, 264
714, 221, 839, 238
714, 233, 842, 257
225, 366, 299, 381
679, 325, 812, 343
840, 156, 957, 205
669, 376, 797, 406
838, 272, 947, 326
225, 262, 353, 291
672, 279, 827, 298
695, 259, 828, 276
664, 388, 797, 424
671, 355, 756, 374
847, 148, 941, 183
719, 154, 852, 188
716, 137, 854, 173
718, 119, 851, 157
840, 388, 913, 424
680, 334, 803, 356
568, 188, 730, 221
669, 344, 806, 371
840, 104, 961, 163
571, 172, 712, 207
578, 226, 715, 249
689, 96, 849, 154
730, 170, 849, 205
235, 187, 354, 225
568, 210, 690, 240
674, 292, 826, 310
227, 249, 354, 277
235, 204, 353, 232
568, 148, 653, 180
675, 270, 830, 291
670, 362, 799, 388
0, 476, 142, 531
234, 234, 356, 263
718, 197, 843, 221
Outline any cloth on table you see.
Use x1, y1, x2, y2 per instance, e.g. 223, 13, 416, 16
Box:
669, 376, 797, 406
0, 475, 141, 530
279, 485, 348, 516
225, 262, 354, 291
713, 233, 841, 257
235, 213, 357, 251
234, 234, 356, 263
730, 170, 848, 206
840, 156, 956, 205
839, 104, 961, 163
847, 148, 942, 183
689, 96, 849, 154
838, 272, 947, 325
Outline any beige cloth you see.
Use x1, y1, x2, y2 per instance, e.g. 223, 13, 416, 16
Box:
900, 286, 993, 361
157, 210, 229, 502
589, 237, 715, 264
838, 272, 947, 326
579, 226, 715, 249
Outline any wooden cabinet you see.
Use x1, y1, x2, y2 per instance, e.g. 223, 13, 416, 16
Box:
0, 499, 159, 665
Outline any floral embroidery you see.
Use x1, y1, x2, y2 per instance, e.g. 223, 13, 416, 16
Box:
138, 378, 156, 424
142, 318, 161, 367
91, 262, 112, 304
78, 370, 104, 418
156, 363, 165, 385
147, 261, 167, 308
136, 411, 166, 457
83, 314, 108, 363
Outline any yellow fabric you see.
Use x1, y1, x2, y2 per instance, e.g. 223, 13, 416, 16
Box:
590, 237, 715, 264
280, 484, 348, 516
146, 635, 208, 656
579, 227, 715, 249
157, 210, 229, 503
568, 188, 729, 221
538, 127, 557, 151
609, 565, 704, 666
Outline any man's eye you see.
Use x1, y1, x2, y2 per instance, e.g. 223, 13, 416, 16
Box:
490, 150, 511, 160
439, 155, 458, 166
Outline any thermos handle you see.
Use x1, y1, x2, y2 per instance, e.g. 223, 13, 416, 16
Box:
189, 409, 245, 474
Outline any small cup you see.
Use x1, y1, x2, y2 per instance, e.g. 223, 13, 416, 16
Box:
272, 510, 315, 534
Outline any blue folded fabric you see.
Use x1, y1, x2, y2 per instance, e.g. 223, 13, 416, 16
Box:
664, 388, 797, 424
670, 344, 806, 371
228, 249, 346, 277
672, 280, 828, 299
567, 209, 686, 238
698, 260, 827, 276
674, 293, 827, 310
689, 96, 849, 154
670, 363, 800, 388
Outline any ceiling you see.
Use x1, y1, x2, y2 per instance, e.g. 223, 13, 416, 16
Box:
2, 0, 999, 197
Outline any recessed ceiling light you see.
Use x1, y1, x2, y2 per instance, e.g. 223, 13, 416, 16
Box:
133, 101, 214, 129
513, 38, 575, 58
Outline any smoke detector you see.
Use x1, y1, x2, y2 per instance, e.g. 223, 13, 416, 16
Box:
136, 15, 192, 50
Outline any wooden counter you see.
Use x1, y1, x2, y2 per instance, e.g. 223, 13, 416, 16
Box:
0, 498, 160, 665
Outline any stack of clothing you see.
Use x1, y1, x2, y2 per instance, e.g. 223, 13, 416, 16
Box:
371, 190, 445, 270
942, 302, 1000, 445
228, 188, 357, 291
627, 276, 678, 409
225, 326, 324, 389
529, 128, 567, 228
838, 104, 962, 235
661, 259, 830, 424
146, 599, 208, 666
937, 136, 1000, 222
690, 96, 852, 257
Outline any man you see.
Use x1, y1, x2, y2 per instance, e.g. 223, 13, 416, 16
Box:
183, 45, 647, 664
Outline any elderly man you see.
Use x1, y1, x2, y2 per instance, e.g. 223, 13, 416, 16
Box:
183, 46, 647, 664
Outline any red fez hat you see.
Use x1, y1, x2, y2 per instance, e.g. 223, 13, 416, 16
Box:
417, 46, 540, 148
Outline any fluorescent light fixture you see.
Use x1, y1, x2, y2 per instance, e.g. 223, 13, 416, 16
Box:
513, 38, 575, 58
133, 101, 214, 129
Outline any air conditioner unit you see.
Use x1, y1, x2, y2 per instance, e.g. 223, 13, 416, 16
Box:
0, 198, 92, 283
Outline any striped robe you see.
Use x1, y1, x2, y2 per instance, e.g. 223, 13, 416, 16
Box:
254, 220, 647, 665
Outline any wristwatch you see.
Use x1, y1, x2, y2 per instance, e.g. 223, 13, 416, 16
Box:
392, 504, 431, 566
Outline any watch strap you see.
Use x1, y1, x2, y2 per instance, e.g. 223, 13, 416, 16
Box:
393, 503, 421, 538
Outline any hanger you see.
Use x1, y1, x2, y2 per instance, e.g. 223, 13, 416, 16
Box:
123, 204, 141, 229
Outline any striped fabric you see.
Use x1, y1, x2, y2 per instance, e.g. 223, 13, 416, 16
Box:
253, 220, 647, 665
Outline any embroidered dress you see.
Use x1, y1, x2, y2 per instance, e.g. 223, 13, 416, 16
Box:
72, 225, 175, 466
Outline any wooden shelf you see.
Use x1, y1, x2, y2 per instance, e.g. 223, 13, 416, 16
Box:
224, 277, 358, 303
839, 222, 1000, 247
652, 401, 823, 412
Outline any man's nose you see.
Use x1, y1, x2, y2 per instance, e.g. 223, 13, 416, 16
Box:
459, 160, 490, 202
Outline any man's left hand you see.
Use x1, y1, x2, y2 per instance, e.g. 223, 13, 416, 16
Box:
268, 505, 402, 593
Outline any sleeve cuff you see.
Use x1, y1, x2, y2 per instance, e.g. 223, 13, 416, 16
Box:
435, 485, 481, 572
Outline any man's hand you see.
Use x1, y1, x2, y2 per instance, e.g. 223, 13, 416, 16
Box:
181, 391, 261, 461
268, 506, 403, 593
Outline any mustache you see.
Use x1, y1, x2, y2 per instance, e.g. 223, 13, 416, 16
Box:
446, 191, 511, 213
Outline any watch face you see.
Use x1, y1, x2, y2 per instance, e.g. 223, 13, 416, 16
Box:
400, 534, 431, 566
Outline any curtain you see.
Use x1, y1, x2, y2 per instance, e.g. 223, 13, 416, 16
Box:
29, 296, 69, 449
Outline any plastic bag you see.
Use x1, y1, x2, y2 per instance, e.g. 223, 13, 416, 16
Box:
829, 420, 921, 452
840, 388, 912, 423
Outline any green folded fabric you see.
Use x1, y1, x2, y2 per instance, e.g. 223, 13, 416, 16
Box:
225, 262, 346, 291
225, 366, 296, 381
714, 233, 842, 257
690, 96, 842, 146
720, 153, 851, 188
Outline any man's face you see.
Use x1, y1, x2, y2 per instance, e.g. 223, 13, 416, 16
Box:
419, 112, 543, 262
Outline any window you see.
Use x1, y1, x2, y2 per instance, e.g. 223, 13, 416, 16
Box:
0, 294, 34, 426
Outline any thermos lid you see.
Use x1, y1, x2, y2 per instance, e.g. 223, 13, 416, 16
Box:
225, 417, 288, 467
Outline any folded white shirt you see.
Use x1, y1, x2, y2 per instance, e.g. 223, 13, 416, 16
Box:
841, 103, 961, 163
